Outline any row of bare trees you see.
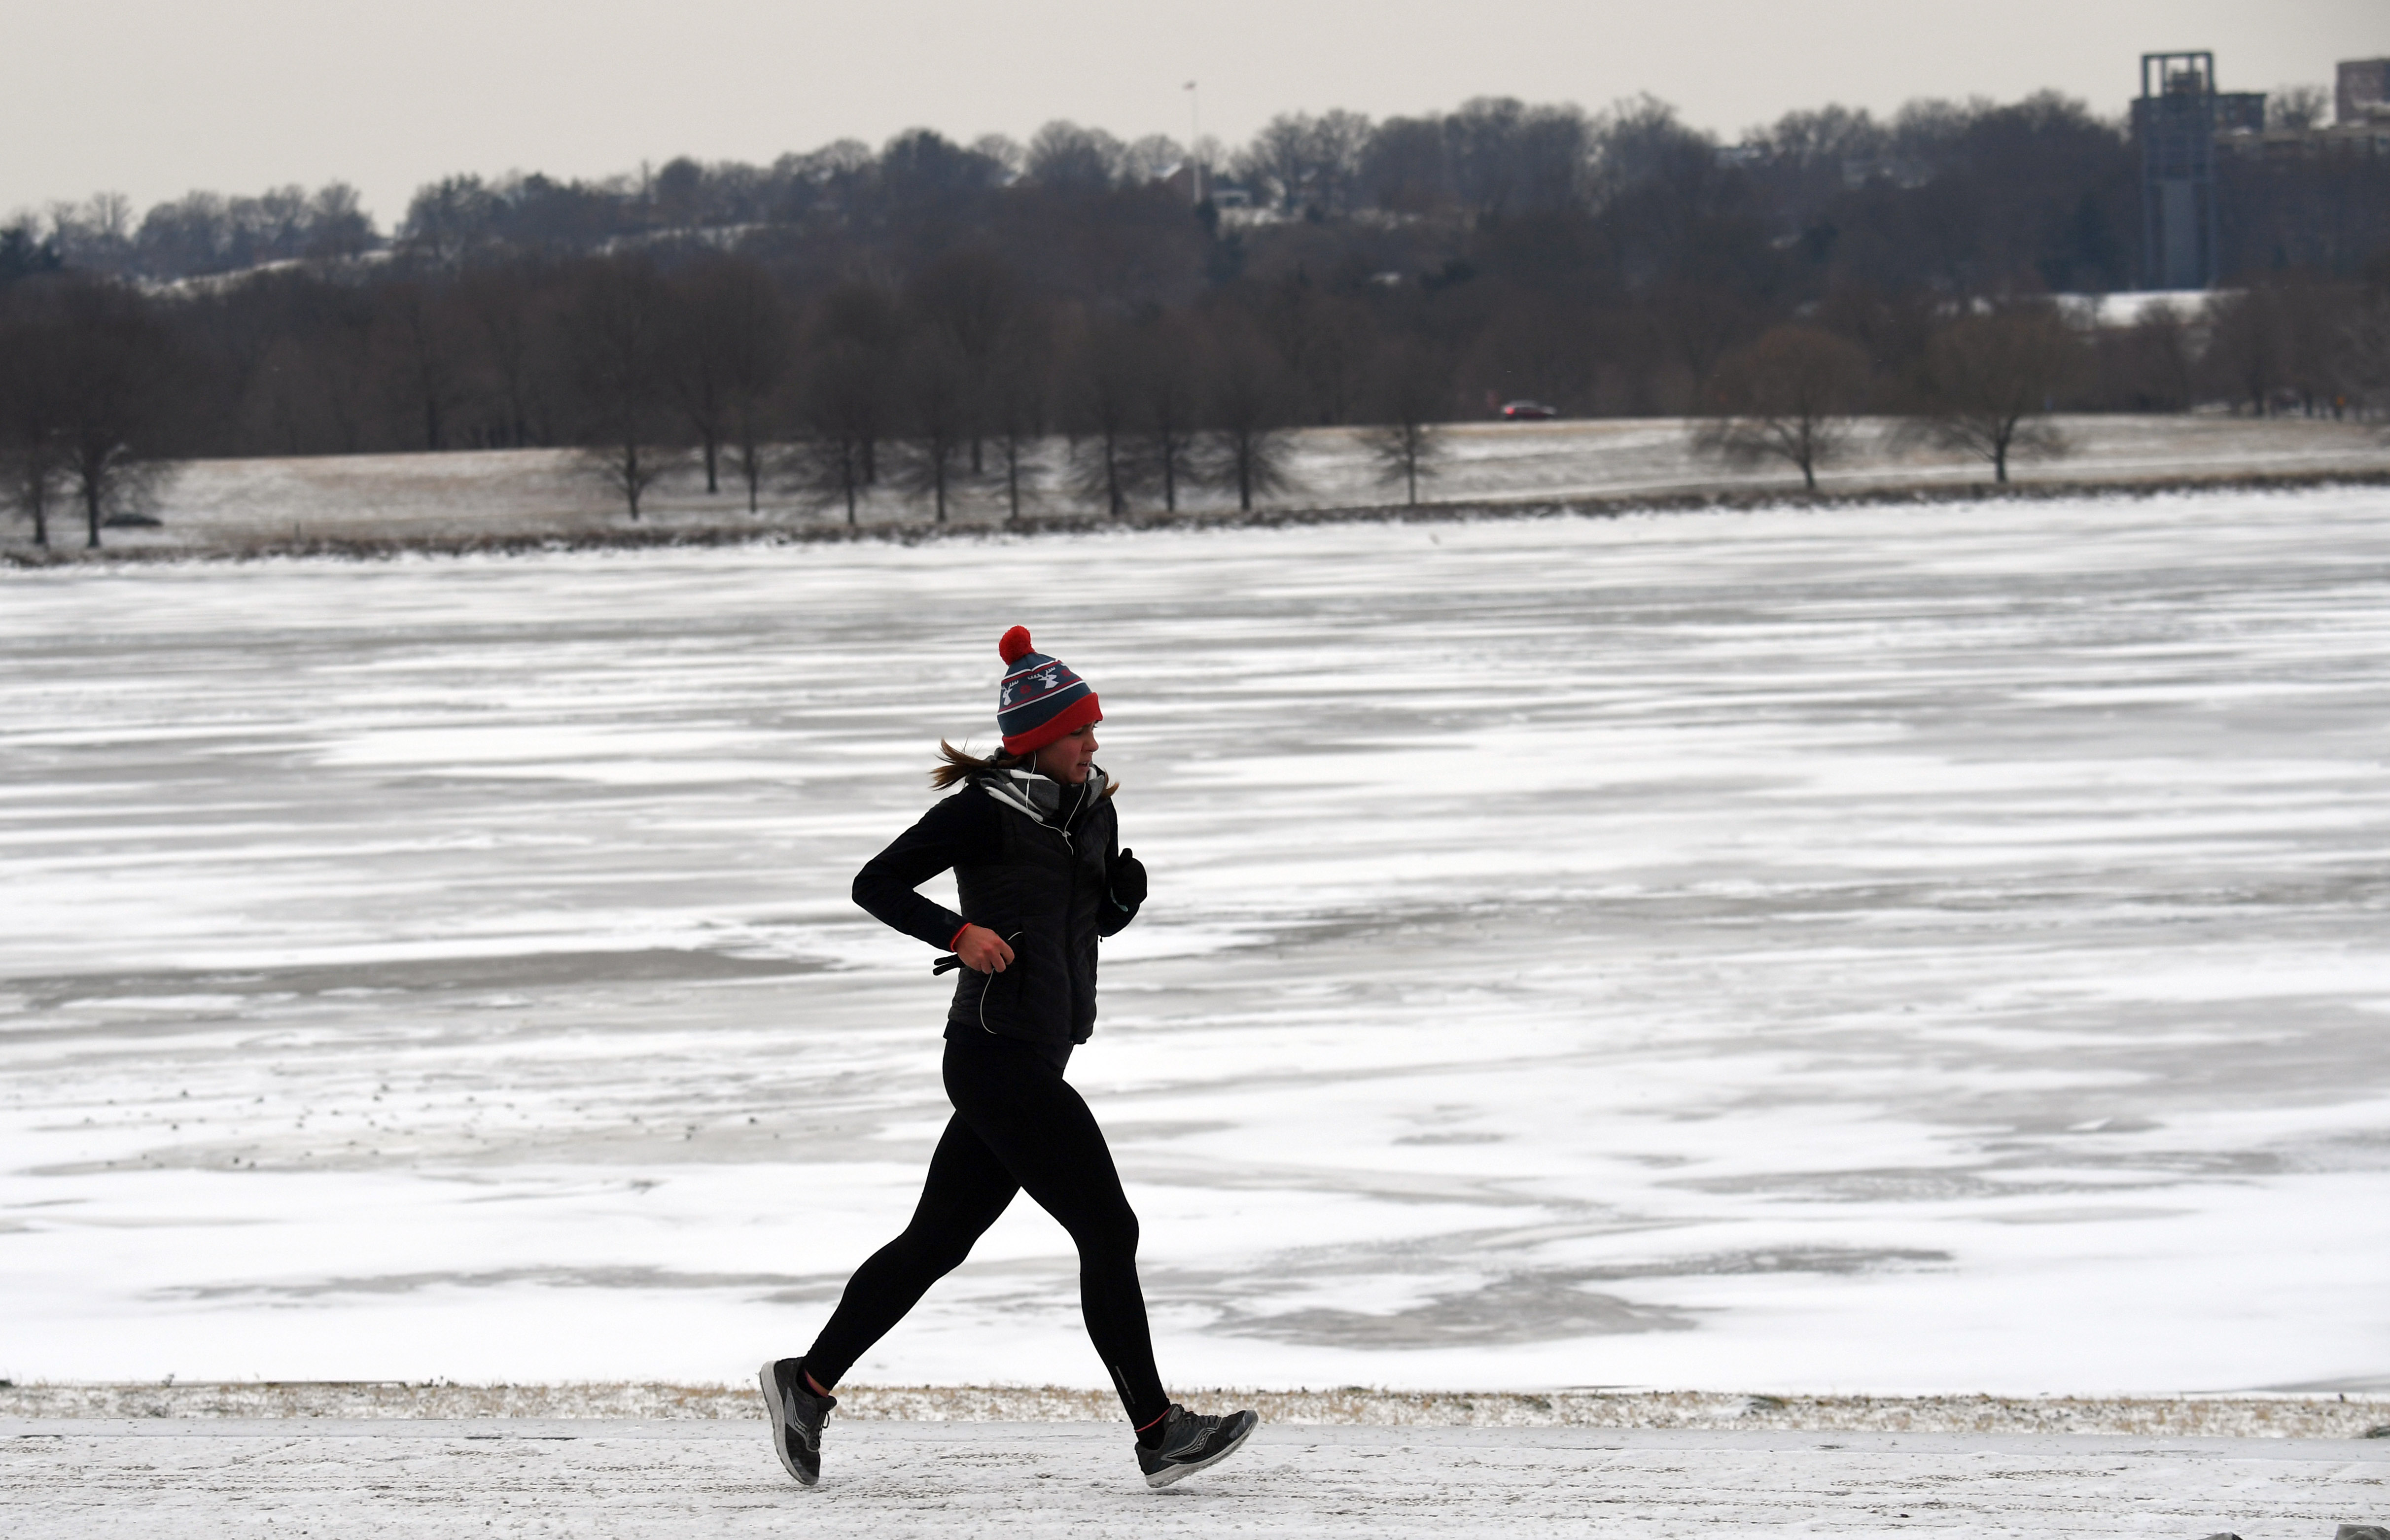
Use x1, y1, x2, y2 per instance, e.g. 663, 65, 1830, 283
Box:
557, 249, 1403, 523
5, 76, 2383, 504
1697, 308, 2085, 489
8, 244, 2390, 544
1694, 272, 2390, 493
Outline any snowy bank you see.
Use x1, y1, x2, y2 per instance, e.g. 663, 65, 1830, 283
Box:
6, 1382, 2388, 1439
6, 414, 2384, 561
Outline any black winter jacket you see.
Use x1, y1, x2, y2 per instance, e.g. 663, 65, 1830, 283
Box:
851, 768, 1139, 1053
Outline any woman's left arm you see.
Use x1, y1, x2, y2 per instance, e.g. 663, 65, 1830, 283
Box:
1101, 840, 1146, 936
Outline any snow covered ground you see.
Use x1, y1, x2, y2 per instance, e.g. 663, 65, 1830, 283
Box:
23, 413, 2389, 553
2, 486, 2388, 1398
6, 1420, 2386, 1539
8, 1380, 2385, 1438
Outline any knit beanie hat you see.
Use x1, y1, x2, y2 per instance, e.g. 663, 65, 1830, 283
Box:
995, 626, 1101, 755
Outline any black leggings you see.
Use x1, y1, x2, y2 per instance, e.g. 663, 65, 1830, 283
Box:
801, 1032, 1169, 1427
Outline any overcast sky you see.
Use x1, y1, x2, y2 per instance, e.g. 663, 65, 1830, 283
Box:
7, 0, 2385, 228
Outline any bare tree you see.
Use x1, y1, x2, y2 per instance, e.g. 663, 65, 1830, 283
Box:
983, 310, 1053, 522
1063, 317, 1142, 517
303, 182, 376, 259
892, 334, 972, 522
2339, 266, 2390, 420
0, 439, 68, 546
371, 274, 466, 451
561, 255, 680, 519
1304, 110, 1374, 216
663, 269, 729, 494
2264, 277, 2357, 417
1443, 96, 1594, 219
1359, 116, 1453, 214
1653, 280, 1762, 406
791, 338, 881, 525
1, 220, 65, 285
45, 280, 180, 548
2106, 301, 2199, 412
2203, 286, 2288, 417
457, 260, 554, 447
1201, 325, 1296, 512
1362, 343, 1449, 506
1910, 309, 2083, 484
1131, 315, 1202, 512
2268, 84, 2331, 133
1691, 324, 1872, 491
248, 280, 376, 455
1119, 134, 1187, 186
1026, 122, 1125, 191
1269, 284, 1375, 424
907, 249, 1021, 473
0, 306, 70, 545
968, 135, 1027, 180
1238, 114, 1316, 214
807, 283, 900, 486
39, 193, 132, 273
668, 254, 794, 505
788, 434, 865, 526
721, 306, 797, 516
1237, 110, 1372, 216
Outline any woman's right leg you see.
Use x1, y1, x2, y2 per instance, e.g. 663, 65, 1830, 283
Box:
940, 1033, 1171, 1432
799, 1110, 1020, 1389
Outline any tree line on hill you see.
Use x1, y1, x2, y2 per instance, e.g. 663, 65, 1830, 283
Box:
5, 91, 2390, 544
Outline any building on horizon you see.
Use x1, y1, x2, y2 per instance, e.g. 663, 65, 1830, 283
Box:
2134, 52, 2223, 290
2338, 59, 2390, 127
2136, 53, 2390, 289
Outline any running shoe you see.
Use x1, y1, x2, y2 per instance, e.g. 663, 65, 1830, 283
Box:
758, 1358, 836, 1487
1136, 1403, 1259, 1488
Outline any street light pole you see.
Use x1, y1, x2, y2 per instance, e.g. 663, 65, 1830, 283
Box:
1184, 80, 1202, 206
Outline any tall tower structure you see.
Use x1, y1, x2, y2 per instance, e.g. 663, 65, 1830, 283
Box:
2134, 52, 2220, 290
2342, 59, 2390, 126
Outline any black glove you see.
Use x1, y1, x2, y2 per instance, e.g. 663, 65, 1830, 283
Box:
1110, 847, 1148, 911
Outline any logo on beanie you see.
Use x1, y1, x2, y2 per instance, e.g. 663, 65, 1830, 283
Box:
1001, 666, 1062, 710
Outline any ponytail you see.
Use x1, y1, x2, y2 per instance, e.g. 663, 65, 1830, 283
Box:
930, 739, 1030, 790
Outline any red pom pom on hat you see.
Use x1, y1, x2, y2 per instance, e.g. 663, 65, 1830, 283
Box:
998, 626, 1034, 665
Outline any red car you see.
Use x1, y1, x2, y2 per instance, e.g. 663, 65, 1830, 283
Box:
1499, 400, 1558, 420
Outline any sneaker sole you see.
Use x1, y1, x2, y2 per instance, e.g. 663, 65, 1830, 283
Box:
1143, 1414, 1257, 1489
756, 1361, 818, 1487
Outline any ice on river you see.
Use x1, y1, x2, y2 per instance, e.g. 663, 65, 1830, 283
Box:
2, 489, 2387, 1395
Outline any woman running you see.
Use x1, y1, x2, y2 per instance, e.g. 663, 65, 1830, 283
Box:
760, 626, 1257, 1490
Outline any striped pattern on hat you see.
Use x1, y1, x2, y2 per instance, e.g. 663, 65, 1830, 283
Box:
995, 626, 1101, 754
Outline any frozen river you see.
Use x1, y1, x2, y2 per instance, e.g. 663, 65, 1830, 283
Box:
2, 489, 2386, 1396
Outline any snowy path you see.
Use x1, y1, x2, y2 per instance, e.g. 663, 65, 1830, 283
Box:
6, 1420, 2387, 1539
2, 487, 2389, 1394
